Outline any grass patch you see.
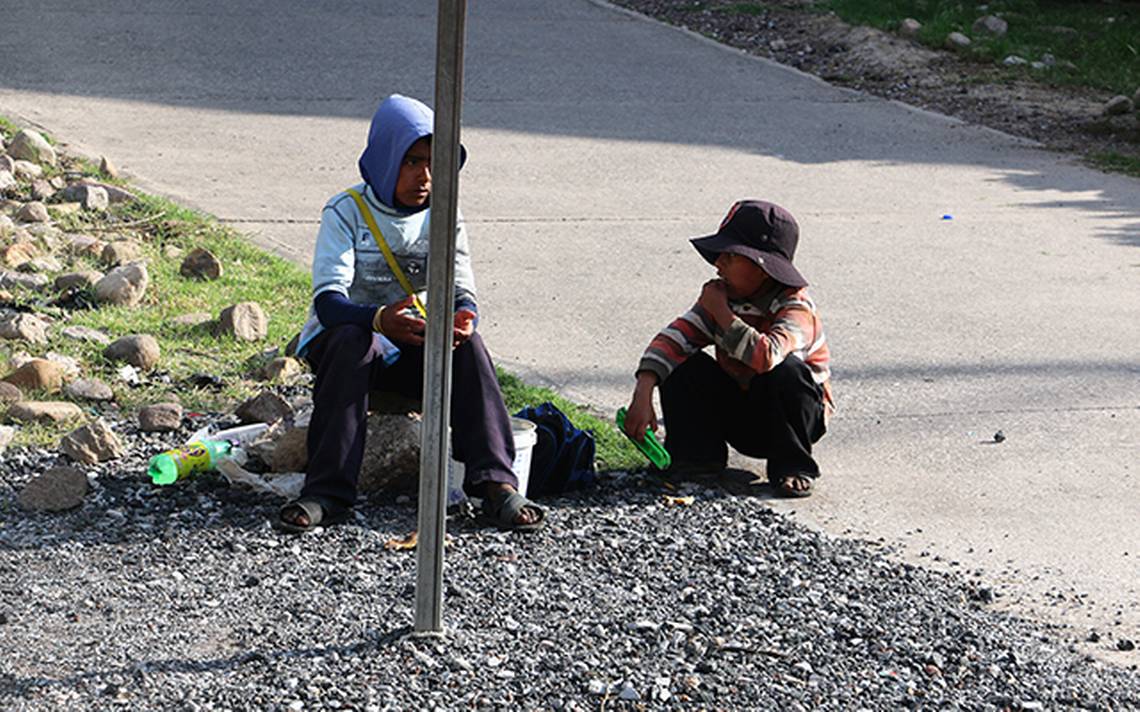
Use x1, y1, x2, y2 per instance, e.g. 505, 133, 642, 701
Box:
497, 369, 643, 472
1088, 150, 1140, 178
820, 0, 1140, 95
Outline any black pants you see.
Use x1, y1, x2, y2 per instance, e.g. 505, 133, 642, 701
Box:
302, 324, 517, 507
659, 352, 826, 480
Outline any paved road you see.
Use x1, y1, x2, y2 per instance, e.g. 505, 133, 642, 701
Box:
3, 0, 1138, 652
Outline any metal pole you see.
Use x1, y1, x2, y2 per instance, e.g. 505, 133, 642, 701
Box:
414, 0, 467, 634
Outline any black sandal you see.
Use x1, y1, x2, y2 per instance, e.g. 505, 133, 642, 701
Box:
774, 473, 815, 499
275, 497, 351, 534
481, 490, 546, 533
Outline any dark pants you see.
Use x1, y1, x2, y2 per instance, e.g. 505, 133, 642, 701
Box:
659, 352, 826, 480
302, 324, 517, 507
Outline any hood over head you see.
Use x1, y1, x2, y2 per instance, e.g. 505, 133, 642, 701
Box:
358, 94, 466, 212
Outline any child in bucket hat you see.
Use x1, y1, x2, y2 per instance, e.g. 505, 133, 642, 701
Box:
622, 200, 834, 497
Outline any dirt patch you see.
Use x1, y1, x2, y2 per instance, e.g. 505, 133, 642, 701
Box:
612, 0, 1140, 166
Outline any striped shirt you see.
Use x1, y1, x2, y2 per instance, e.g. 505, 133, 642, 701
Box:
638, 283, 834, 415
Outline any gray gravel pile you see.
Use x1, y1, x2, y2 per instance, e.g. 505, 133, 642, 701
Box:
1, 439, 1138, 710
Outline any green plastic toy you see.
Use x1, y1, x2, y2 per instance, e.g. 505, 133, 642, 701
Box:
616, 407, 672, 470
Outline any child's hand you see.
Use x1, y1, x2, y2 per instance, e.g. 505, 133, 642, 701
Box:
625, 373, 659, 441
452, 308, 476, 348
697, 279, 733, 327
379, 295, 426, 345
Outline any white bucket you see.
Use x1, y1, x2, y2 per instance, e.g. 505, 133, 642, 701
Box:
446, 417, 539, 503
510, 417, 538, 497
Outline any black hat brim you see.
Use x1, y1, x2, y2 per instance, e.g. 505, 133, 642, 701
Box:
690, 233, 808, 289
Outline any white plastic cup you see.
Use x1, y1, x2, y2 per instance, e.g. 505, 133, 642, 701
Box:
510, 417, 538, 497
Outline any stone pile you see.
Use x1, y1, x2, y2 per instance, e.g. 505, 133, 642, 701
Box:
1, 124, 301, 511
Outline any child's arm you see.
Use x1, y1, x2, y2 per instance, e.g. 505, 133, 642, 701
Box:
623, 371, 659, 439
624, 293, 718, 438
717, 292, 821, 374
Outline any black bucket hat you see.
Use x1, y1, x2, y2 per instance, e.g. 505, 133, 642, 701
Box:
690, 200, 808, 288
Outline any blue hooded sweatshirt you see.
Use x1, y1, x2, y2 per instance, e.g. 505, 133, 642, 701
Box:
359, 94, 433, 211
294, 95, 477, 358
359, 94, 466, 211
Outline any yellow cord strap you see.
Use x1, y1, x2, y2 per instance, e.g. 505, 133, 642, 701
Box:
345, 188, 427, 318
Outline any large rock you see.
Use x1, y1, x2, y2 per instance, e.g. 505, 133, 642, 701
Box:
104, 334, 161, 370
57, 185, 109, 211
1104, 95, 1133, 116
99, 156, 119, 179
945, 32, 971, 50
0, 381, 21, 404
19, 466, 88, 511
972, 15, 1008, 37
75, 180, 137, 205
55, 271, 103, 292
14, 202, 50, 224
6, 401, 83, 423
2, 358, 63, 392
7, 129, 57, 167
262, 356, 304, 382
60, 325, 111, 345
0, 312, 49, 344
0, 270, 50, 291
13, 160, 44, 181
82, 185, 109, 211
42, 351, 82, 379
359, 412, 423, 493
60, 419, 125, 464
64, 378, 115, 401
235, 390, 293, 425
0, 170, 16, 194
30, 179, 55, 202
20, 255, 63, 274
0, 242, 40, 268
899, 18, 922, 38
67, 234, 105, 257
138, 401, 183, 432
269, 427, 308, 472
95, 262, 149, 306
180, 248, 223, 281
218, 301, 268, 341
100, 240, 142, 267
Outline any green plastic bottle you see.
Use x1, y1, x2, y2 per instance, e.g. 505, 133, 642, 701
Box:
147, 440, 233, 485
616, 407, 672, 470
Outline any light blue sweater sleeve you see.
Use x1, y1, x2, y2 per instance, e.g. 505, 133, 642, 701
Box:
311, 200, 357, 299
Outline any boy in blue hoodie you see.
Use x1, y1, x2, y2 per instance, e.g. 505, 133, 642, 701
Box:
278, 94, 545, 533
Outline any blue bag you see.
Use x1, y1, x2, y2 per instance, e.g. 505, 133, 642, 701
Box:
513, 402, 596, 497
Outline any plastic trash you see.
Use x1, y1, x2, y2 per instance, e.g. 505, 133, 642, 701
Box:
616, 407, 672, 470
216, 459, 305, 499
148, 440, 234, 485
186, 422, 270, 447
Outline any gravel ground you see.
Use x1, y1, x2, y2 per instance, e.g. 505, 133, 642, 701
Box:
2, 419, 1139, 710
